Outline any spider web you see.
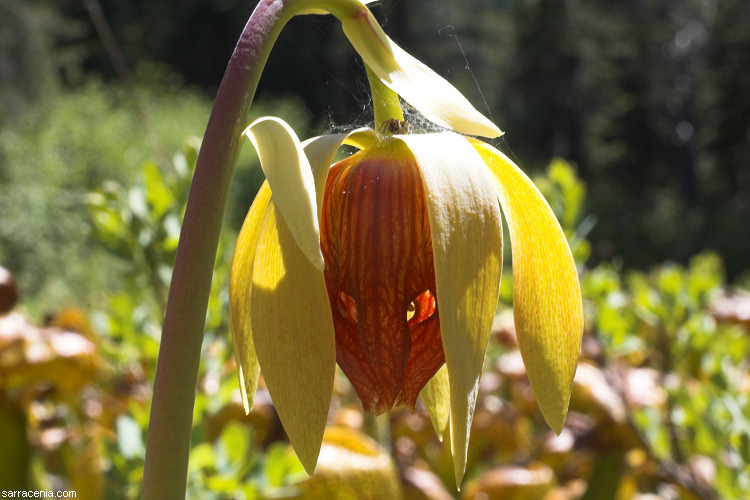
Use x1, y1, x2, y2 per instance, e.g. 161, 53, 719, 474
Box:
282, 1, 517, 161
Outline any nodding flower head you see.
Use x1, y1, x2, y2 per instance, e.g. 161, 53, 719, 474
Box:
228, 0, 583, 486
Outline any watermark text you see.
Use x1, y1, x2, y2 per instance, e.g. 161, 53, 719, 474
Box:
2, 492, 76, 498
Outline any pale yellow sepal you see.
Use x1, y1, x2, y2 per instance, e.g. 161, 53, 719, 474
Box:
470, 140, 583, 434
243, 117, 324, 272
398, 133, 503, 486
229, 181, 272, 413
230, 123, 366, 467
250, 199, 337, 475
338, 7, 501, 138
420, 365, 450, 441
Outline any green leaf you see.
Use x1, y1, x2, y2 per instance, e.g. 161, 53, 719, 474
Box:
143, 161, 175, 219
188, 443, 216, 473
116, 415, 145, 460
264, 443, 305, 488
218, 422, 250, 469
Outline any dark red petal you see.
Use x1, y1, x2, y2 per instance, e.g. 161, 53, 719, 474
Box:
321, 142, 445, 414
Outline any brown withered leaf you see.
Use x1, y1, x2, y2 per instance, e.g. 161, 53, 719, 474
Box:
0, 267, 19, 314
401, 466, 454, 500
711, 291, 750, 329
0, 312, 98, 395
461, 462, 557, 500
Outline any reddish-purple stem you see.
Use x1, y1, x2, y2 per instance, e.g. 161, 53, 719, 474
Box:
141, 1, 292, 497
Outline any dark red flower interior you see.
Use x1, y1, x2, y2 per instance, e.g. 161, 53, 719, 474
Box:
321, 144, 445, 414
320, 144, 445, 415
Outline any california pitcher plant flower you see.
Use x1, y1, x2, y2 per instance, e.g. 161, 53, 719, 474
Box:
228, 0, 583, 485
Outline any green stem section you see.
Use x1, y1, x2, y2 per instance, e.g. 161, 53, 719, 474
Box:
366, 65, 404, 131
141, 1, 296, 497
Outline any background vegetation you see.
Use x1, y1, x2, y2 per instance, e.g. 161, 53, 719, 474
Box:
1, 0, 749, 498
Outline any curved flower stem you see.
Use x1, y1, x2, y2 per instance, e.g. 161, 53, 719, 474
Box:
366, 65, 404, 132
141, 1, 296, 497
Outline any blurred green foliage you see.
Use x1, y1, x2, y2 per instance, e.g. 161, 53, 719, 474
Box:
583, 253, 750, 499
0, 75, 212, 313
534, 158, 594, 266
0, 67, 309, 315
